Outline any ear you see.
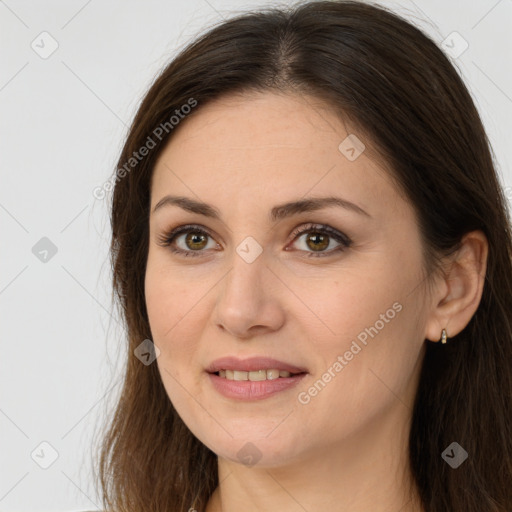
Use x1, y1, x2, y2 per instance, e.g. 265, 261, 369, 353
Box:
424, 230, 488, 343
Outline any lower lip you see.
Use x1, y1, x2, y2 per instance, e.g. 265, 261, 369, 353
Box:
207, 372, 307, 400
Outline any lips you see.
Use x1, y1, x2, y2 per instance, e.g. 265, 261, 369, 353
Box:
206, 356, 308, 400
205, 356, 308, 375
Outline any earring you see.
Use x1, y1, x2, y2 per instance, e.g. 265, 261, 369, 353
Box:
440, 328, 447, 344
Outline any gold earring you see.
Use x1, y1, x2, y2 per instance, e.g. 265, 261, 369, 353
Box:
440, 328, 447, 344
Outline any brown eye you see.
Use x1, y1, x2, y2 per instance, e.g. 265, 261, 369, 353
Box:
288, 223, 352, 258
157, 225, 218, 257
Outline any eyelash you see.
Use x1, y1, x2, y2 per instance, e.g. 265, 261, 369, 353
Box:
156, 223, 352, 259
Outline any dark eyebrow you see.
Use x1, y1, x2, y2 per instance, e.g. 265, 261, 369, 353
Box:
152, 195, 371, 221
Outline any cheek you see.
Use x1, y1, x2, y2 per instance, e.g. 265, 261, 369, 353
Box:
145, 269, 172, 344
291, 308, 421, 447
145, 267, 200, 416
298, 255, 424, 409
303, 260, 401, 349
320, 239, 425, 350
145, 251, 204, 337
145, 265, 219, 449
144, 261, 200, 369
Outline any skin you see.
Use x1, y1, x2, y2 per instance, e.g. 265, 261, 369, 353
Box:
144, 91, 488, 512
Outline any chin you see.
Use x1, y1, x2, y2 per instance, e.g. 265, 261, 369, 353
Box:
191, 422, 308, 468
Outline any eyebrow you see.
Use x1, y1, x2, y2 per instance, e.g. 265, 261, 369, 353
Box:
152, 194, 371, 221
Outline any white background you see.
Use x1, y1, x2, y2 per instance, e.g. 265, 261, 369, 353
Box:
1, 0, 511, 510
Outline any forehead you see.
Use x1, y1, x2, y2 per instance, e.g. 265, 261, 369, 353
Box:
159, 91, 357, 159
150, 91, 404, 220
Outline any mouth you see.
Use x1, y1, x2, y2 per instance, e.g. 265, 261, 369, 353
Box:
206, 355, 308, 377
206, 356, 308, 400
212, 369, 305, 381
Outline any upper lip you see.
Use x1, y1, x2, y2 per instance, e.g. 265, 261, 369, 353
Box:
206, 356, 308, 374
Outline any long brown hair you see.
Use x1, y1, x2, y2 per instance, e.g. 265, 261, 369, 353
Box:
93, 1, 512, 510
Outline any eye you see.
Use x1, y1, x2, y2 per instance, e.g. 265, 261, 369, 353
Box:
156, 223, 352, 258
286, 222, 352, 258
156, 224, 219, 257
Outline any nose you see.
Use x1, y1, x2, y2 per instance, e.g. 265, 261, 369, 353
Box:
213, 249, 285, 340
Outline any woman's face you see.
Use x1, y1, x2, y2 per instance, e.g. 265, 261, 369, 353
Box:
145, 91, 431, 467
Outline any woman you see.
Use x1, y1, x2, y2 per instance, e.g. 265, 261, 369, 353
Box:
94, 1, 512, 511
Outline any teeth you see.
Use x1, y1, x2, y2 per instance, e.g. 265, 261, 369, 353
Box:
249, 370, 267, 381
266, 369, 280, 380
217, 368, 296, 380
